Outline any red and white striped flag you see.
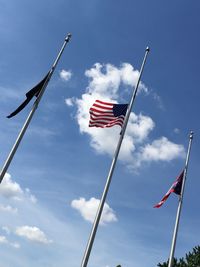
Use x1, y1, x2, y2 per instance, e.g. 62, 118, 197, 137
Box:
89, 100, 128, 128
154, 171, 184, 208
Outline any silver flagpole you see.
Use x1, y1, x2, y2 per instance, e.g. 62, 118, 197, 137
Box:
0, 33, 72, 183
168, 131, 194, 267
80, 47, 150, 267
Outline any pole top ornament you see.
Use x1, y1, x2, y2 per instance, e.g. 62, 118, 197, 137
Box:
190, 131, 194, 139
65, 33, 72, 42
146, 46, 150, 52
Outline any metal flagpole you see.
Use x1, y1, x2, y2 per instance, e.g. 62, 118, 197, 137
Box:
80, 47, 150, 267
0, 33, 72, 184
168, 131, 194, 267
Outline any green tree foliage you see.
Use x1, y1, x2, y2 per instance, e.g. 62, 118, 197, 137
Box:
158, 246, 200, 267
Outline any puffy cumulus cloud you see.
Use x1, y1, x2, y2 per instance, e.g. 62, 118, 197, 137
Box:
65, 62, 185, 169
74, 91, 154, 162
70, 63, 153, 162
15, 226, 52, 244
71, 197, 117, 225
81, 113, 154, 163
59, 69, 72, 81
0, 173, 23, 199
85, 63, 147, 98
126, 113, 154, 143
137, 137, 185, 166
0, 173, 37, 203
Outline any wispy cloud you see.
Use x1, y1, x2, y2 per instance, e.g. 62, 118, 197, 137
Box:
10, 242, 20, 249
71, 197, 117, 225
0, 204, 18, 214
2, 226, 11, 235
0, 234, 20, 249
0, 235, 8, 244
174, 128, 180, 134
152, 91, 164, 110
0, 86, 21, 102
27, 126, 57, 138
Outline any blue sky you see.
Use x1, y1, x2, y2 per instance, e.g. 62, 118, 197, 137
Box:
0, 1, 199, 267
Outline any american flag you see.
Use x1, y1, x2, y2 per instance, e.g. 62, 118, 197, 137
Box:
89, 100, 128, 128
154, 171, 184, 208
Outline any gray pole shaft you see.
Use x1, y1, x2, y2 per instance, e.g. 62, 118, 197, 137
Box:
80, 47, 150, 267
0, 33, 72, 184
168, 131, 194, 267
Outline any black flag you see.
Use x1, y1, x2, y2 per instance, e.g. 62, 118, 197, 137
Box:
7, 72, 49, 118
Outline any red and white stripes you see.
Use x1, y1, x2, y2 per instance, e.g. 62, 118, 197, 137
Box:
89, 100, 125, 128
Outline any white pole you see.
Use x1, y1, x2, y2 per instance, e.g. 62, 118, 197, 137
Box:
168, 131, 194, 267
80, 47, 150, 267
0, 33, 72, 183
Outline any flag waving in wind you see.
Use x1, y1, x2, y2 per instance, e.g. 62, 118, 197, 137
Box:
7, 72, 50, 118
89, 100, 128, 128
154, 170, 184, 208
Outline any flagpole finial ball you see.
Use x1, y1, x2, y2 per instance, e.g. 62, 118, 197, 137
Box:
146, 46, 150, 52
189, 131, 194, 139
65, 33, 72, 42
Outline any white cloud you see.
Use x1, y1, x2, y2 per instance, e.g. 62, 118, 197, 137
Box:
76, 110, 155, 163
65, 97, 75, 107
29, 194, 37, 204
0, 204, 18, 214
137, 137, 185, 166
126, 112, 155, 143
0, 235, 8, 244
69, 63, 154, 163
0, 173, 37, 203
85, 63, 147, 98
25, 188, 37, 204
65, 62, 185, 169
59, 69, 72, 81
174, 128, 180, 134
0, 173, 23, 199
0, 229, 20, 249
10, 242, 20, 249
15, 226, 52, 244
71, 197, 117, 225
152, 92, 164, 110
